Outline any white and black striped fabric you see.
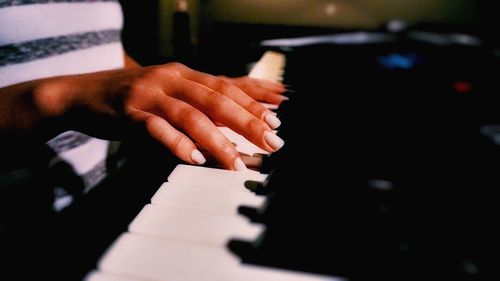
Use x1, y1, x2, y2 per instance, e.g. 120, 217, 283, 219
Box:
0, 0, 125, 204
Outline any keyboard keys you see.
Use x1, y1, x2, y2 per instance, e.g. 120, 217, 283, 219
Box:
151, 182, 266, 214
167, 164, 267, 191
219, 127, 269, 156
98, 233, 340, 281
129, 204, 264, 245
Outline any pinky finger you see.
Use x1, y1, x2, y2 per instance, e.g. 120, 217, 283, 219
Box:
128, 108, 206, 165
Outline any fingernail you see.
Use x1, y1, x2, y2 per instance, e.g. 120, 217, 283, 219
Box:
264, 131, 285, 151
280, 95, 290, 101
191, 149, 206, 165
233, 157, 247, 171
264, 113, 281, 129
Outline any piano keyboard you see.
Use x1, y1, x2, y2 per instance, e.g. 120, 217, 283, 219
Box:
84, 52, 341, 281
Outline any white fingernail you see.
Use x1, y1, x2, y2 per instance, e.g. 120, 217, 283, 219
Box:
233, 157, 247, 171
265, 113, 281, 129
264, 131, 285, 151
191, 149, 206, 165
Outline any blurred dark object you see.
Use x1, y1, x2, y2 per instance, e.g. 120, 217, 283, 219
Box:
197, 22, 349, 75
227, 28, 495, 280
172, 0, 194, 65
479, 0, 500, 45
195, 17, 499, 76
120, 0, 162, 66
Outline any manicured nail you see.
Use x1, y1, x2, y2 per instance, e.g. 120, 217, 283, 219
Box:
265, 113, 281, 129
264, 131, 285, 151
280, 95, 290, 101
191, 149, 206, 165
234, 157, 247, 171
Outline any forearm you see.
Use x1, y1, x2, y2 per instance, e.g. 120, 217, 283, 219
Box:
0, 62, 284, 171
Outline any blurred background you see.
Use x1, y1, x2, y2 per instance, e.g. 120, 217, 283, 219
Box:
120, 0, 494, 70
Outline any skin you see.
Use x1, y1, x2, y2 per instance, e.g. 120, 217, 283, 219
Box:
0, 54, 286, 170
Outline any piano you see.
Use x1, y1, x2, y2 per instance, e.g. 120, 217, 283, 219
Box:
84, 51, 340, 281
0, 30, 493, 280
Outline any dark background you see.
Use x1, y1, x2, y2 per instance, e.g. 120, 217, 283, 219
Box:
118, 0, 499, 69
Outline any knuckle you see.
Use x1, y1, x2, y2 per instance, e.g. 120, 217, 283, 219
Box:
170, 133, 185, 152
126, 71, 160, 94
218, 140, 237, 157
180, 107, 204, 124
128, 79, 148, 95
167, 62, 184, 69
123, 80, 152, 105
246, 100, 266, 117
140, 65, 178, 81
144, 66, 169, 79
165, 62, 188, 73
246, 118, 266, 133
213, 78, 235, 94
206, 92, 231, 111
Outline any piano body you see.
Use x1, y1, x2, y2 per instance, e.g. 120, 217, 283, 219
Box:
0, 20, 495, 281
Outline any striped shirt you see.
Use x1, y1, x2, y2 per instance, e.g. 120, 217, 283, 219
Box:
0, 0, 125, 208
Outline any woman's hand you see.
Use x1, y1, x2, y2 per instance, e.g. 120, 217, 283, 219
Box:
2, 63, 284, 170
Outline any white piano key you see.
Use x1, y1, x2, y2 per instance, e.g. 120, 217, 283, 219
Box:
99, 233, 240, 281
151, 182, 266, 214
84, 271, 141, 281
248, 51, 286, 82
219, 127, 269, 155
234, 143, 263, 156
129, 204, 264, 245
99, 233, 342, 281
167, 164, 267, 191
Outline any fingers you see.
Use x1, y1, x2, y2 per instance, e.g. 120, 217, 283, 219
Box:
178, 68, 281, 127
146, 94, 247, 171
127, 107, 206, 165
127, 63, 285, 170
172, 77, 283, 153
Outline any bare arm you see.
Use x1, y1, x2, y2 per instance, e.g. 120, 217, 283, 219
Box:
0, 63, 284, 170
